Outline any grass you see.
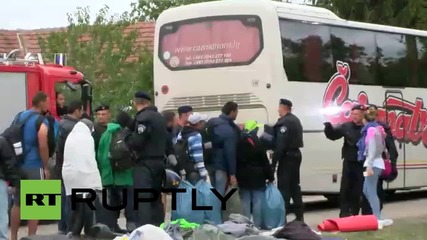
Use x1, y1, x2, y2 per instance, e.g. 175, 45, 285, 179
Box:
323, 217, 427, 240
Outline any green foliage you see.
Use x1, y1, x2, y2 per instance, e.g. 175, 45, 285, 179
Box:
312, 0, 427, 30
137, 0, 217, 20
38, 5, 153, 115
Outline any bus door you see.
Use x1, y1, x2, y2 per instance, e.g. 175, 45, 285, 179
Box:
384, 90, 406, 189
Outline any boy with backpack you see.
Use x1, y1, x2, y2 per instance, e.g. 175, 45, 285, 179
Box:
174, 113, 209, 185
97, 111, 135, 232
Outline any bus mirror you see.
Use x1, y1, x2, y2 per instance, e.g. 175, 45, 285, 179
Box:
65, 81, 77, 91
82, 83, 92, 98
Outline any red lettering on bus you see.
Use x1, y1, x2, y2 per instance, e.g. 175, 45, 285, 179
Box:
322, 61, 427, 147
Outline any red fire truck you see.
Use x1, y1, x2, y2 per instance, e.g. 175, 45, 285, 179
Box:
0, 50, 92, 131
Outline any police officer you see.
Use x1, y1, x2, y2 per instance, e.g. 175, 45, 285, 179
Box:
93, 104, 111, 153
324, 104, 365, 217
125, 91, 169, 227
272, 99, 304, 221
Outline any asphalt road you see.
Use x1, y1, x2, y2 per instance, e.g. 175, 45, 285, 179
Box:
13, 191, 427, 238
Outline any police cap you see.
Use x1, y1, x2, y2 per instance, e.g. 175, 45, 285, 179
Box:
368, 104, 378, 110
178, 105, 193, 115
95, 104, 110, 112
351, 104, 366, 111
134, 91, 151, 101
279, 99, 292, 108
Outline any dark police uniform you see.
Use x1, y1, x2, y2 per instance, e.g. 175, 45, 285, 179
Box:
272, 99, 304, 221
125, 91, 168, 227
324, 104, 365, 217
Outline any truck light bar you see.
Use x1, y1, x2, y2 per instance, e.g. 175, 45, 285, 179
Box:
54, 53, 66, 66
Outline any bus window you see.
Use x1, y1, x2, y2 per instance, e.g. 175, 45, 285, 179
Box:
330, 27, 378, 85
416, 37, 427, 88
376, 32, 407, 87
280, 20, 334, 83
158, 15, 263, 70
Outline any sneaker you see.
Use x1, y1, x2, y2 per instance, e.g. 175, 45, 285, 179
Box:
380, 219, 393, 227
377, 220, 384, 230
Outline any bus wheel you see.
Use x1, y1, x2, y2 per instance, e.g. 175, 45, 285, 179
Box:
385, 190, 396, 197
324, 194, 339, 202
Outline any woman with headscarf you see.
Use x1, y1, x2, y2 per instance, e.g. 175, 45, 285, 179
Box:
357, 106, 387, 225
236, 120, 274, 228
62, 118, 103, 237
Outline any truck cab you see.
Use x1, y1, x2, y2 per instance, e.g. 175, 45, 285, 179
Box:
0, 51, 92, 131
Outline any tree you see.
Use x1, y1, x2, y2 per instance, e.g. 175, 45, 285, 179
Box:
136, 0, 216, 20
38, 5, 153, 114
311, 0, 427, 30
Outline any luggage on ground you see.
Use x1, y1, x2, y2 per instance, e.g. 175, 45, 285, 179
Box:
262, 184, 285, 229
172, 180, 204, 224
196, 180, 222, 225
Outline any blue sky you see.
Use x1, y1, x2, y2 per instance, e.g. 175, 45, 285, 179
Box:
0, 0, 307, 29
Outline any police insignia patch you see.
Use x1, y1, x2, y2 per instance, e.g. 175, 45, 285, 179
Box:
279, 126, 287, 133
137, 124, 146, 134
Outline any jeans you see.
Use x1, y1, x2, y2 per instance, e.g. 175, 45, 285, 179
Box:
0, 180, 8, 240
58, 182, 71, 233
363, 167, 382, 219
239, 188, 264, 228
214, 170, 228, 196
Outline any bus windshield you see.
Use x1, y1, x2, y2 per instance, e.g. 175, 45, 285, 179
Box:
158, 15, 264, 70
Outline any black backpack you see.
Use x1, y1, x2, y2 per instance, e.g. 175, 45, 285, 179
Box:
109, 128, 135, 171
1, 111, 42, 165
172, 134, 196, 176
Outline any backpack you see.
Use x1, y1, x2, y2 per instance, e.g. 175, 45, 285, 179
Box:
109, 128, 135, 171
1, 111, 43, 165
173, 134, 196, 176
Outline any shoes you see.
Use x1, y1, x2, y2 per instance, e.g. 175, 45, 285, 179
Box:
378, 219, 393, 229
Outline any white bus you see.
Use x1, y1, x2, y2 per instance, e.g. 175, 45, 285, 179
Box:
153, 0, 427, 197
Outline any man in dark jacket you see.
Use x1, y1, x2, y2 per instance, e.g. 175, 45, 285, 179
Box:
56, 100, 83, 234
324, 104, 365, 217
207, 102, 240, 196
236, 120, 274, 228
162, 110, 178, 167
0, 136, 19, 240
56, 92, 68, 117
173, 106, 193, 138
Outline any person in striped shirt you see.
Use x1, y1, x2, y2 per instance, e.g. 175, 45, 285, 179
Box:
175, 113, 209, 185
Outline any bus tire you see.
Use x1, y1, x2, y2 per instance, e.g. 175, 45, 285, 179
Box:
384, 190, 396, 197
324, 194, 339, 202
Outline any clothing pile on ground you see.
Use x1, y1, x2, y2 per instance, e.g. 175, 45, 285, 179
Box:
109, 214, 326, 240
